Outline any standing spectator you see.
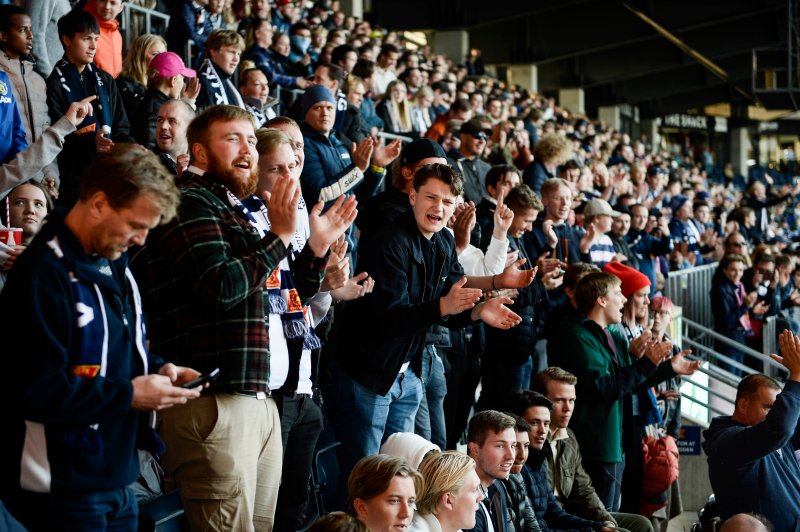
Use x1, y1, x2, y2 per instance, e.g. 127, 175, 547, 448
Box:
627, 203, 672, 297
474, 164, 521, 250
703, 331, 800, 532
83, 0, 124, 77
196, 29, 246, 109
668, 195, 704, 266
145, 105, 344, 529
165, 0, 213, 68
370, 43, 400, 97
450, 118, 491, 204
153, 98, 194, 176
579, 198, 620, 268
608, 206, 639, 269
523, 133, 572, 194
117, 34, 167, 123
131, 51, 197, 149
0, 68, 27, 165
523, 177, 581, 265
242, 18, 309, 90
271, 0, 294, 34
0, 5, 56, 196
24, 0, 70, 77
0, 144, 203, 530
46, 9, 132, 207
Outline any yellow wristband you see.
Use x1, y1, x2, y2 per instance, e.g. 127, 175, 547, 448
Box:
370, 164, 386, 174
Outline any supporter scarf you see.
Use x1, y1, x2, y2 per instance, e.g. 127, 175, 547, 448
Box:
224, 187, 321, 352
47, 236, 154, 455
198, 58, 245, 108
54, 58, 111, 134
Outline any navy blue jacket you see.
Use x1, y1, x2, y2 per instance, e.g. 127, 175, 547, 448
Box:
703, 380, 800, 531
626, 229, 672, 297
0, 210, 164, 497
521, 452, 604, 531
299, 123, 384, 208
523, 218, 582, 266
465, 479, 514, 532
242, 44, 299, 89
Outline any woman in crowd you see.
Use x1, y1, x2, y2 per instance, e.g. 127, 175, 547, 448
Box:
410, 451, 483, 532
711, 253, 767, 376
410, 86, 434, 138
348, 454, 423, 532
117, 34, 167, 120
376, 79, 413, 136
0, 181, 52, 293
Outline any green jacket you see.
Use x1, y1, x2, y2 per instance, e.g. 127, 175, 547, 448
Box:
553, 319, 675, 463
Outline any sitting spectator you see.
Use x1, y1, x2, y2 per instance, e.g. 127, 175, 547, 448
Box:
501, 414, 541, 531
286, 62, 348, 134
376, 79, 414, 137
238, 60, 275, 126
117, 34, 167, 123
0, 5, 57, 197
271, 0, 293, 34
196, 29, 246, 109
352, 58, 384, 133
348, 455, 422, 532
529, 370, 655, 532
242, 18, 309, 90
412, 451, 485, 532
46, 9, 132, 207
370, 43, 400, 98
82, 0, 123, 77
464, 410, 517, 531
0, 180, 52, 293
309, 512, 369, 532
132, 51, 197, 149
287, 21, 313, 77
153, 98, 194, 176
474, 164, 521, 250
410, 86, 434, 137
341, 74, 371, 144
504, 391, 606, 531
425, 97, 472, 142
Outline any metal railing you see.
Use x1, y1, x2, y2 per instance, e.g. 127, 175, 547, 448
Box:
121, 3, 170, 50
664, 262, 718, 326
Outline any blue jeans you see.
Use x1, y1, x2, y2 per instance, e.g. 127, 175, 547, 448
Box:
414, 345, 448, 449
41, 486, 138, 531
476, 354, 532, 412
335, 365, 423, 505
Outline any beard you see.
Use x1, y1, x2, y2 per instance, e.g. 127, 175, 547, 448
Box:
208, 152, 258, 199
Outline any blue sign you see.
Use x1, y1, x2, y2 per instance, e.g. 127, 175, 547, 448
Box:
677, 425, 702, 455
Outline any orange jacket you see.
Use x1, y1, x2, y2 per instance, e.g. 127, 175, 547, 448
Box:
84, 0, 122, 77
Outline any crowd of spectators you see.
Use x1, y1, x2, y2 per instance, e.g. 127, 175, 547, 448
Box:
2, 0, 800, 530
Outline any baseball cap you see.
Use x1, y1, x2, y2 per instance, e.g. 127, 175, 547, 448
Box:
458, 118, 491, 139
149, 52, 196, 79
584, 198, 621, 218
399, 138, 447, 167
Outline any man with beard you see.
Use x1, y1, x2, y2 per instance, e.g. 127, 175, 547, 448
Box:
144, 105, 355, 530
153, 99, 194, 177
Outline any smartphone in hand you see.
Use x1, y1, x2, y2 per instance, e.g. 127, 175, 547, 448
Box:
180, 368, 220, 389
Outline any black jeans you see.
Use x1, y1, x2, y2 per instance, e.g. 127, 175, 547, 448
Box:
273, 394, 324, 532
584, 457, 625, 513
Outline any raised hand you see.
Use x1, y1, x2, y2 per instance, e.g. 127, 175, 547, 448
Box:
772, 330, 800, 380
321, 238, 350, 291
331, 271, 376, 301
181, 76, 201, 101
43, 175, 59, 199
372, 137, 402, 168
474, 296, 523, 329
307, 194, 357, 257
542, 218, 558, 248
670, 349, 701, 375
262, 174, 300, 246
494, 191, 514, 237
352, 138, 374, 172
453, 202, 476, 254
440, 276, 483, 316
496, 258, 536, 289
65, 95, 96, 126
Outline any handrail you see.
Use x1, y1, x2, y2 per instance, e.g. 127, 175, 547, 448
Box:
121, 3, 170, 50
682, 318, 784, 372
377, 131, 415, 144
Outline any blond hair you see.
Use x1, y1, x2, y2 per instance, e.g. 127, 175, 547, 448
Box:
121, 34, 167, 86
416, 451, 475, 515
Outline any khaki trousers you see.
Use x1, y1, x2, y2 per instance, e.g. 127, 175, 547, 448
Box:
159, 393, 283, 532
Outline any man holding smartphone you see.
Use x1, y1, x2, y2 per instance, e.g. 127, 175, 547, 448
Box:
0, 145, 204, 530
